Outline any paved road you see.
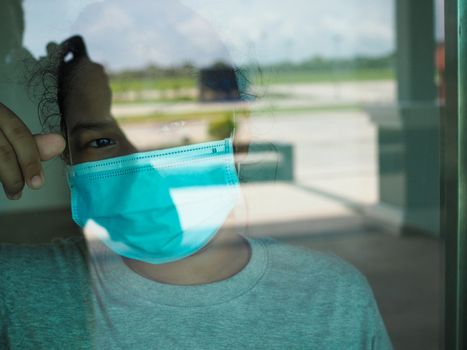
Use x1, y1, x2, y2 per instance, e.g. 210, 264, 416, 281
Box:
239, 110, 378, 205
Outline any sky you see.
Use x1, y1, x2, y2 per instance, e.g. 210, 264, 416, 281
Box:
22, 0, 395, 71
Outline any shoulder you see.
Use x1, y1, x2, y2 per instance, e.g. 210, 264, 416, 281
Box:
0, 235, 87, 263
256, 238, 374, 302
254, 238, 393, 348
0, 236, 88, 288
259, 238, 365, 278
0, 237, 94, 345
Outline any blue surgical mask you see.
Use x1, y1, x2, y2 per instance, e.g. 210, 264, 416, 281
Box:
67, 138, 240, 264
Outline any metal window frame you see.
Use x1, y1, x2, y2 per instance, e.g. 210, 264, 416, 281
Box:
443, 0, 467, 349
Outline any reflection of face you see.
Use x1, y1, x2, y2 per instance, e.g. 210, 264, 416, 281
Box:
63, 58, 136, 164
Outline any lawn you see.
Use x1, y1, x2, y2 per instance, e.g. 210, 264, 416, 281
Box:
110, 68, 394, 94
110, 77, 197, 93
259, 68, 394, 84
115, 104, 361, 125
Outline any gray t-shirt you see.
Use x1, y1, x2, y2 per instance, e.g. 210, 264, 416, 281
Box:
0, 236, 392, 349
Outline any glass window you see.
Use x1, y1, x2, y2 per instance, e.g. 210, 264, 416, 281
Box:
0, 0, 448, 349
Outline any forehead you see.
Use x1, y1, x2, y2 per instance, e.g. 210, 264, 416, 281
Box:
62, 60, 107, 92
61, 60, 111, 130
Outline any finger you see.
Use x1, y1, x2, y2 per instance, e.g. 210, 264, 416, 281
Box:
0, 104, 43, 190
35, 134, 66, 161
0, 130, 24, 199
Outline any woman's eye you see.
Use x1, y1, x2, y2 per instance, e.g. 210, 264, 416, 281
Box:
87, 138, 116, 148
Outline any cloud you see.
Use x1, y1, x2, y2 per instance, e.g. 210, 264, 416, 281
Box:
70, 0, 230, 70
180, 0, 394, 63
23, 0, 394, 69
22, 0, 96, 55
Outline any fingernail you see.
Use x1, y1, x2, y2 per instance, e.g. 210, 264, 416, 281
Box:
7, 192, 22, 200
30, 175, 43, 189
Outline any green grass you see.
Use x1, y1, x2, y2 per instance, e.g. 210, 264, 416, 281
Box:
109, 67, 394, 106
110, 68, 394, 94
112, 96, 197, 104
115, 104, 361, 125
110, 77, 196, 93
258, 68, 394, 85
116, 110, 245, 124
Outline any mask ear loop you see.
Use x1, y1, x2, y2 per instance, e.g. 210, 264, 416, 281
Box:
230, 108, 239, 173
66, 121, 75, 172
62, 56, 75, 174
229, 108, 249, 239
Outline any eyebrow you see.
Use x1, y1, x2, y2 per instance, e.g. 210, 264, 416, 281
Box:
70, 121, 116, 136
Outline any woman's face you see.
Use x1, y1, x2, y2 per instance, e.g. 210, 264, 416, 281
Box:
63, 58, 136, 165
62, 56, 243, 166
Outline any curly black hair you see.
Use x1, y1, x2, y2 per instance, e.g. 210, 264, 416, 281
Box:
31, 36, 89, 138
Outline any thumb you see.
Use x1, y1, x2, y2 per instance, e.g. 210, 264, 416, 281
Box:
34, 134, 66, 161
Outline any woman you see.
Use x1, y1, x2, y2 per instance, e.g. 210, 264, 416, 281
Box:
0, 37, 392, 349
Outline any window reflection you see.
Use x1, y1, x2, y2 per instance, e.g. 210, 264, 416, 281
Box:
0, 0, 445, 349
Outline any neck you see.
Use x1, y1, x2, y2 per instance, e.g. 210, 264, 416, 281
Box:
121, 228, 251, 285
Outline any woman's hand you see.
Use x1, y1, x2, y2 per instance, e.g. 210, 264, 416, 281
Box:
0, 102, 66, 200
